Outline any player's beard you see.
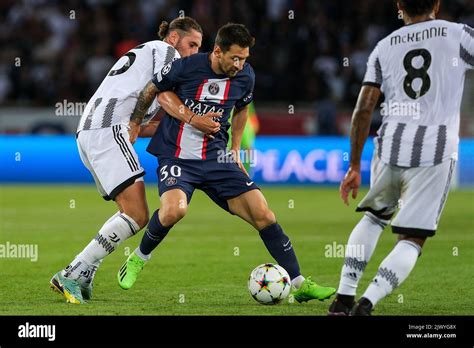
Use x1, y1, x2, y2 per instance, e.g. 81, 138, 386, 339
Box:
174, 37, 188, 57
221, 61, 238, 78
228, 69, 238, 77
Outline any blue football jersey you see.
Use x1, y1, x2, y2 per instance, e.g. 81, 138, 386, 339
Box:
147, 53, 255, 160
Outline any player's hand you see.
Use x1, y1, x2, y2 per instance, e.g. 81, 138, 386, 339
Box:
189, 112, 222, 136
340, 166, 361, 206
237, 160, 250, 177
138, 121, 160, 138
231, 148, 250, 177
128, 121, 141, 144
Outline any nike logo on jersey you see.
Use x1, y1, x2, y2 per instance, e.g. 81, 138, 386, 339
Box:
246, 181, 254, 186
203, 96, 219, 102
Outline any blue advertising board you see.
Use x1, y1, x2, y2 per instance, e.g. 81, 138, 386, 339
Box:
1, 135, 473, 187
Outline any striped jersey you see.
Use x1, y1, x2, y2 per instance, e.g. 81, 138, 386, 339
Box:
363, 20, 474, 167
77, 40, 180, 132
147, 53, 255, 160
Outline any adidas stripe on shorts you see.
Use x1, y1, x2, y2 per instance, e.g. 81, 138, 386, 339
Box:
77, 124, 145, 200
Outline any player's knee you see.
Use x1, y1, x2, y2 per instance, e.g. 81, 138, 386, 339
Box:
136, 213, 149, 229
398, 234, 426, 249
365, 212, 389, 228
124, 209, 149, 229
160, 206, 187, 226
253, 208, 276, 230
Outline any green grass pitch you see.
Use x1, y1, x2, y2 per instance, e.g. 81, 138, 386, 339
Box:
0, 185, 472, 315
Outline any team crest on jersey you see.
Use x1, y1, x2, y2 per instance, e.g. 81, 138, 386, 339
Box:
208, 82, 220, 95
165, 177, 177, 186
162, 63, 172, 76
195, 79, 230, 104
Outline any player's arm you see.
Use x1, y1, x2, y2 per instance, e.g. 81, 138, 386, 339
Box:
157, 91, 221, 135
340, 85, 381, 205
129, 84, 204, 141
230, 105, 250, 176
150, 57, 221, 136
231, 69, 255, 176
230, 105, 248, 151
129, 56, 187, 144
128, 81, 159, 143
132, 47, 183, 141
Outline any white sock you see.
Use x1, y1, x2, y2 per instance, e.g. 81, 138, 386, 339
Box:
337, 213, 386, 296
134, 247, 151, 261
292, 275, 305, 289
80, 211, 121, 285
82, 259, 102, 287
62, 213, 139, 282
105, 211, 122, 224
362, 240, 421, 306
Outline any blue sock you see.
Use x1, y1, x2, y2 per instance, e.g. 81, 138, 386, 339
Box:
139, 210, 173, 256
259, 223, 301, 280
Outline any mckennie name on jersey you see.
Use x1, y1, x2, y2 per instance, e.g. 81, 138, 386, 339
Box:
364, 19, 474, 167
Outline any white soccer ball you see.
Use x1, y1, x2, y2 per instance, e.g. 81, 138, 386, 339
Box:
248, 263, 291, 305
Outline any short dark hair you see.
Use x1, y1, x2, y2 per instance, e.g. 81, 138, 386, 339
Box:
215, 23, 255, 52
398, 0, 439, 17
158, 16, 203, 40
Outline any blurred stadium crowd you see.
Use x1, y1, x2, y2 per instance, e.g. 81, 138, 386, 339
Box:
1, 0, 474, 134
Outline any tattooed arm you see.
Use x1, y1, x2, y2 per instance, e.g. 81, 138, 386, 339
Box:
129, 81, 222, 143
128, 81, 159, 144
157, 91, 221, 135
340, 85, 381, 205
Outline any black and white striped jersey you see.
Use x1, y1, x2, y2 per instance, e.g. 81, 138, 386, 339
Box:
77, 40, 180, 132
363, 19, 474, 167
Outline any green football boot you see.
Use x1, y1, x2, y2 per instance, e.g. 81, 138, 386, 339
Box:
292, 277, 336, 303
50, 272, 85, 304
117, 252, 147, 290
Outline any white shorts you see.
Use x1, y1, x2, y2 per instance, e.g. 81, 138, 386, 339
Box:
356, 153, 456, 237
77, 124, 145, 200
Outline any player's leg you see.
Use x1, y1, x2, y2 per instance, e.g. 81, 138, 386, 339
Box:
328, 213, 389, 315
79, 180, 149, 282
227, 190, 298, 278
352, 235, 424, 316
353, 158, 455, 315
118, 158, 197, 290
329, 154, 398, 315
65, 181, 148, 298
200, 165, 304, 287
201, 160, 335, 301
115, 179, 149, 228
139, 188, 188, 254
227, 189, 336, 302
118, 188, 190, 290
51, 126, 147, 303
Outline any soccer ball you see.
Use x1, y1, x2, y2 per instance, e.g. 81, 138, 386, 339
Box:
248, 263, 291, 305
